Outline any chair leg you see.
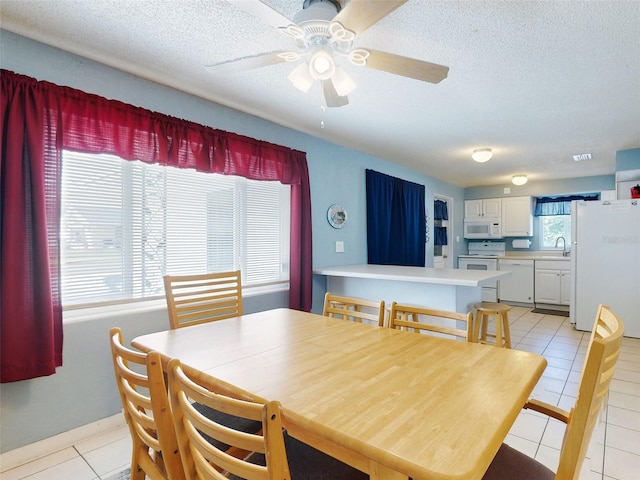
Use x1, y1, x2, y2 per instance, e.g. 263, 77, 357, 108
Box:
502, 312, 512, 349
495, 313, 502, 348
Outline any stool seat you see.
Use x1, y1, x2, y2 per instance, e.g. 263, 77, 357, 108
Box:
472, 302, 512, 348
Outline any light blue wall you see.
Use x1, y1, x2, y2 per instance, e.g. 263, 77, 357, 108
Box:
0, 30, 465, 452
616, 147, 640, 170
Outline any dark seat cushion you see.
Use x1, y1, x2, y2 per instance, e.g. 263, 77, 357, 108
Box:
229, 432, 369, 479
284, 433, 369, 480
483, 443, 555, 480
192, 402, 262, 451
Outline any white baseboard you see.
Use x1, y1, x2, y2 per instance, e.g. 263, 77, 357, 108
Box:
0, 412, 125, 473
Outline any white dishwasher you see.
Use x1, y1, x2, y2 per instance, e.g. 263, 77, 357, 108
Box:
498, 259, 534, 304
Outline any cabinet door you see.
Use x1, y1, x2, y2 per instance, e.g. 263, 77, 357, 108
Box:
535, 269, 561, 303
483, 198, 502, 218
464, 200, 483, 219
560, 271, 572, 305
502, 196, 533, 236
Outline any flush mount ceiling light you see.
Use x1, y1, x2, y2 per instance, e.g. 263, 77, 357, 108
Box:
512, 175, 528, 186
472, 148, 493, 163
573, 153, 592, 161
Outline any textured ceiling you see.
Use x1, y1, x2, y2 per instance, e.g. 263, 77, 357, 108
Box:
1, 0, 639, 187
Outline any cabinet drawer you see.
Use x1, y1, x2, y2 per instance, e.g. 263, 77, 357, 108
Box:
536, 260, 570, 270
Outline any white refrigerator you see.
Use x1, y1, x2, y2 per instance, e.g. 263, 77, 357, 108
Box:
570, 200, 640, 338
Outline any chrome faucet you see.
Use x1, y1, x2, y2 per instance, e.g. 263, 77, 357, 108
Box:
555, 236, 568, 256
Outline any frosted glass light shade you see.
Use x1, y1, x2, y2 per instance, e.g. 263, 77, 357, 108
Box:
512, 175, 528, 185
472, 148, 492, 163
288, 63, 314, 93
309, 48, 336, 80
332, 67, 356, 96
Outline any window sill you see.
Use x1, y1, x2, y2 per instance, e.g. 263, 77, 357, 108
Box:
62, 281, 289, 324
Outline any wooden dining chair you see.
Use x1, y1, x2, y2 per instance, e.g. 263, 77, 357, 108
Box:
109, 327, 185, 480
389, 301, 475, 341
322, 292, 386, 327
483, 304, 624, 480
167, 359, 368, 480
164, 270, 242, 329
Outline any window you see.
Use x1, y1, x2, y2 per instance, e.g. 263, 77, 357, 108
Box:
535, 194, 599, 250
539, 215, 571, 249
61, 151, 290, 307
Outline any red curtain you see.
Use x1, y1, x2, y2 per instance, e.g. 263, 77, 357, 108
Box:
1, 70, 313, 383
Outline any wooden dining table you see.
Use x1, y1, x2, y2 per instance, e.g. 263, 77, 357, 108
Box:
132, 308, 547, 480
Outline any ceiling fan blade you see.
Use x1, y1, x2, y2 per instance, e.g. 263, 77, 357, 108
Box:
363, 49, 449, 84
333, 0, 408, 36
225, 0, 292, 29
206, 51, 290, 75
322, 80, 349, 108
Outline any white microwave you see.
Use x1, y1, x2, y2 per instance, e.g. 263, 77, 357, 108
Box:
463, 220, 502, 239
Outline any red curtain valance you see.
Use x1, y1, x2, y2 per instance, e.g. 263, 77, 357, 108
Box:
1, 69, 313, 382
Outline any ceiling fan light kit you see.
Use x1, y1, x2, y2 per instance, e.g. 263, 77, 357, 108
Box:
288, 62, 314, 92
472, 148, 493, 163
308, 46, 336, 80
213, 0, 450, 108
512, 175, 528, 186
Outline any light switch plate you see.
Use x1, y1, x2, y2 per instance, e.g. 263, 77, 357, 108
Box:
335, 241, 344, 253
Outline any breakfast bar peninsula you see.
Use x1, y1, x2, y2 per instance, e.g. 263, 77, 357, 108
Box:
314, 264, 511, 314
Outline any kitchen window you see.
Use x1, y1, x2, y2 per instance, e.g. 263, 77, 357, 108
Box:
535, 193, 599, 249
539, 215, 571, 249
61, 150, 290, 307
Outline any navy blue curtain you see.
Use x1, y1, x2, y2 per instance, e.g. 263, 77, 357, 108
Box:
366, 170, 426, 266
434, 199, 448, 220
534, 194, 599, 216
434, 227, 448, 246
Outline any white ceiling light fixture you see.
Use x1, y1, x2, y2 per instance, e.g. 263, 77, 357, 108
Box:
208, 0, 449, 108
573, 153, 592, 161
512, 175, 528, 186
331, 66, 356, 96
308, 46, 336, 80
472, 148, 493, 163
287, 62, 314, 92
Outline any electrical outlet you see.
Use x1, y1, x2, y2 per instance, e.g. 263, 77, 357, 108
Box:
335, 241, 344, 253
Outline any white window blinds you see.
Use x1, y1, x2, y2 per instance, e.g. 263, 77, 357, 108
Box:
61, 151, 290, 307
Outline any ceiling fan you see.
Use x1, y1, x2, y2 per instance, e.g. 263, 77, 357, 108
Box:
207, 0, 449, 108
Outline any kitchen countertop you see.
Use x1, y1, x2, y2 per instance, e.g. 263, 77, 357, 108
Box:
314, 263, 511, 287
499, 254, 570, 261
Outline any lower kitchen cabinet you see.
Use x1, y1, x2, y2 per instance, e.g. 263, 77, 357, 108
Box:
534, 260, 571, 305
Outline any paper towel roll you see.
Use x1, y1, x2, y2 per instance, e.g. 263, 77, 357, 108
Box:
512, 239, 531, 249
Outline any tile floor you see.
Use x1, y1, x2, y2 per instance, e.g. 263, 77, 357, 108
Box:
1, 307, 639, 479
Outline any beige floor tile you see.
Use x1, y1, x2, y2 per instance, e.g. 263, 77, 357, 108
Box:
603, 447, 640, 480
80, 437, 131, 477
0, 448, 81, 480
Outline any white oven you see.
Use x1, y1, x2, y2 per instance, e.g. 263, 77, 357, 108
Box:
458, 242, 506, 302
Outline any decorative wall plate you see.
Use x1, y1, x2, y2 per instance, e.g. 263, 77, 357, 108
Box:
327, 204, 347, 229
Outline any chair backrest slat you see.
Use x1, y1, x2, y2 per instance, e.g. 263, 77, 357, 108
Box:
322, 292, 386, 327
164, 271, 242, 329
388, 302, 474, 342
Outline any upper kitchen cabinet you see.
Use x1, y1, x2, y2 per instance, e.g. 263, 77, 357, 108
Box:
502, 196, 533, 237
464, 198, 501, 219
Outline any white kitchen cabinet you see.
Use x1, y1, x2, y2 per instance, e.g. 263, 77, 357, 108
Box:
464, 198, 501, 219
502, 196, 533, 237
560, 269, 572, 305
498, 259, 534, 303
535, 260, 571, 305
